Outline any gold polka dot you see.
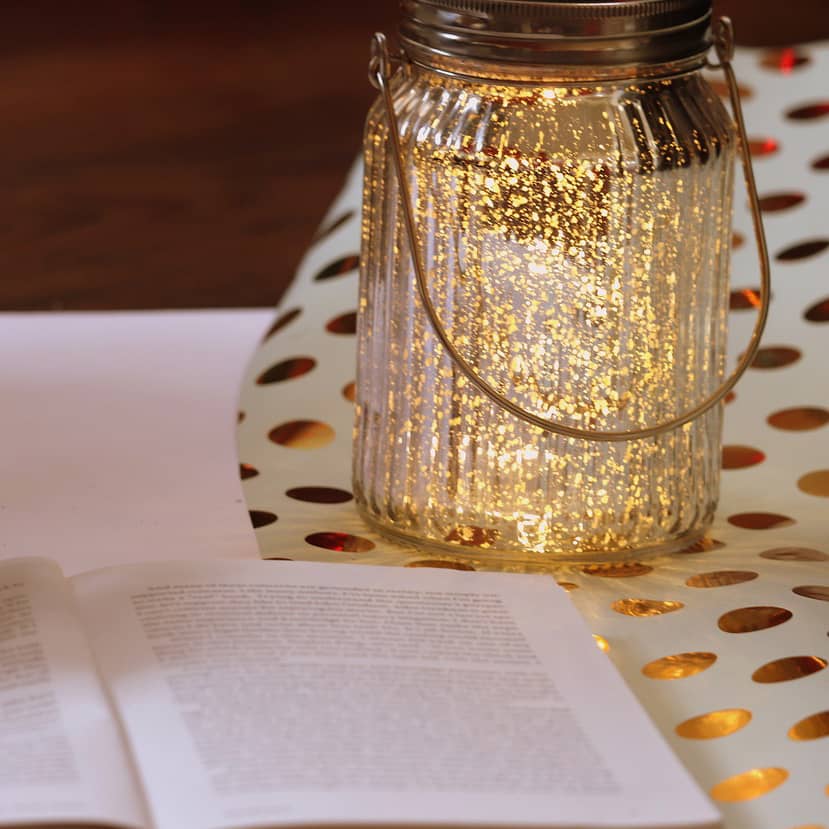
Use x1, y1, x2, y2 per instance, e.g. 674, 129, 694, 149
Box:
708, 78, 753, 99
748, 137, 780, 157
813, 153, 829, 171
710, 767, 788, 802
612, 598, 684, 617
761, 547, 828, 562
676, 708, 752, 739
786, 825, 827, 829
237, 411, 245, 423
752, 655, 827, 683
718, 606, 793, 633
722, 445, 765, 469
325, 311, 357, 334
686, 570, 759, 588
730, 288, 764, 310
725, 391, 736, 404
732, 231, 745, 249
285, 487, 353, 504
788, 711, 829, 741
759, 192, 805, 212
265, 557, 294, 561
760, 47, 811, 72
750, 346, 801, 369
406, 559, 476, 571
269, 420, 335, 449
642, 652, 717, 680
313, 211, 355, 242
314, 254, 360, 282
249, 510, 277, 528
793, 585, 829, 602
256, 356, 316, 385
768, 407, 829, 431
557, 581, 579, 592
342, 381, 356, 402
445, 525, 499, 548
728, 512, 795, 530
582, 562, 653, 578
239, 463, 259, 480
798, 470, 829, 497
676, 536, 725, 554
777, 239, 829, 262
262, 307, 302, 341
305, 531, 375, 553
593, 634, 610, 653
787, 102, 829, 121
805, 298, 829, 323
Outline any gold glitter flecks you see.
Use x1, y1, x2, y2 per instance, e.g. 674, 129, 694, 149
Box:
728, 512, 795, 530
676, 709, 751, 739
686, 570, 759, 588
760, 547, 828, 562
798, 470, 829, 497
593, 634, 610, 653
768, 407, 829, 431
582, 562, 653, 578
788, 711, 829, 741
406, 559, 476, 571
718, 606, 793, 633
752, 656, 827, 683
612, 598, 684, 617
269, 420, 335, 449
793, 585, 829, 602
444, 525, 499, 548
710, 767, 788, 802
642, 652, 717, 680
305, 532, 375, 553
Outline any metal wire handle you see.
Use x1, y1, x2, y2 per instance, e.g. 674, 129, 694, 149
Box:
368, 17, 770, 442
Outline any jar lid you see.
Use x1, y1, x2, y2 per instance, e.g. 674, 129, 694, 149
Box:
400, 0, 713, 68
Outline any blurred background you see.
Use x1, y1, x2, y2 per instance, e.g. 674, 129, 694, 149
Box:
3, 1, 828, 310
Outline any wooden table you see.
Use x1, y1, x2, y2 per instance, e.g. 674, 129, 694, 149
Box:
2, 1, 827, 311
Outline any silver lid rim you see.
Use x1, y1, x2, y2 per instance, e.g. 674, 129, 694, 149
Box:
401, 0, 713, 67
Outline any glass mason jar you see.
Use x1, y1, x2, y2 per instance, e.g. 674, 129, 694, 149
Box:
354, 1, 768, 566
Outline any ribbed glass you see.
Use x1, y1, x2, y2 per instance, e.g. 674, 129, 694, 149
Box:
355, 62, 735, 565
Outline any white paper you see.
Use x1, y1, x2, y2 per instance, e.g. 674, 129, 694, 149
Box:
74, 558, 720, 829
0, 557, 146, 827
0, 310, 270, 575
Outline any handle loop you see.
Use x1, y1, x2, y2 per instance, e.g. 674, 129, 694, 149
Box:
368, 19, 770, 442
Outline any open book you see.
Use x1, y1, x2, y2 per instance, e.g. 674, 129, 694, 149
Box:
1, 557, 719, 829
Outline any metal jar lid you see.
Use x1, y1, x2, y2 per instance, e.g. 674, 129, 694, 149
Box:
400, 0, 713, 68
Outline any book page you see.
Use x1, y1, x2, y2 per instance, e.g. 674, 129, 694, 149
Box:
0, 557, 147, 828
74, 559, 719, 829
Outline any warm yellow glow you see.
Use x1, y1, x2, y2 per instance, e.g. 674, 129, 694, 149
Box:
355, 68, 734, 562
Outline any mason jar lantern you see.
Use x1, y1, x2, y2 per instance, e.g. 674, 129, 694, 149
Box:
354, 0, 770, 566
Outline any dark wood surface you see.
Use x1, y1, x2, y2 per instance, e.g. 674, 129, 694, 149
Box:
2, 1, 827, 311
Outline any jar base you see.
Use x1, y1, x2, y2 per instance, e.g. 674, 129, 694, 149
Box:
357, 505, 710, 572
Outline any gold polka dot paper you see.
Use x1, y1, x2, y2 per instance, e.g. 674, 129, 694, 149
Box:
239, 42, 829, 829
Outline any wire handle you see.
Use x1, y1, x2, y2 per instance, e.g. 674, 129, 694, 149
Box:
368, 19, 770, 442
